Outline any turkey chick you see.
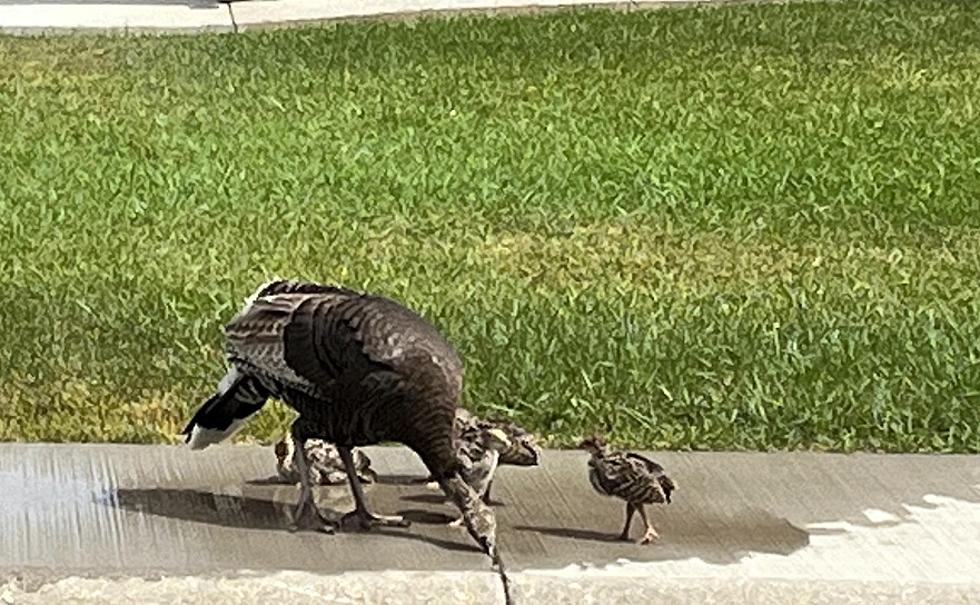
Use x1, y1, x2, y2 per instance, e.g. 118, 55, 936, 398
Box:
446, 425, 511, 527
580, 434, 675, 544
275, 436, 379, 486
427, 408, 542, 504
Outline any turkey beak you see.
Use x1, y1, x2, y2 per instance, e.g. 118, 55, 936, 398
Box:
488, 428, 510, 448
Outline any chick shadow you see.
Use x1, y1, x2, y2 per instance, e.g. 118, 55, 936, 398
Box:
399, 493, 511, 507
375, 474, 437, 486
397, 509, 457, 525
100, 487, 477, 554
513, 506, 816, 566
517, 526, 624, 543
400, 493, 453, 505
245, 473, 425, 488
245, 476, 291, 486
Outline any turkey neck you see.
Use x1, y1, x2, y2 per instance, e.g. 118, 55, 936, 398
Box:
438, 472, 513, 604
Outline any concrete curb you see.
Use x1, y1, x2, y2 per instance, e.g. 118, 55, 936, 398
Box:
0, 3, 236, 35
3, 571, 979, 605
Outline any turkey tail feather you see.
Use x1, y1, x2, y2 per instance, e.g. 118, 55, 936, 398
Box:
181, 367, 269, 450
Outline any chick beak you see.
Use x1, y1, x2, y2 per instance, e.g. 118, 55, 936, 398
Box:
488, 428, 510, 448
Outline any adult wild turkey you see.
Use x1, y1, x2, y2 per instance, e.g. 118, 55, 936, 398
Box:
181, 279, 500, 562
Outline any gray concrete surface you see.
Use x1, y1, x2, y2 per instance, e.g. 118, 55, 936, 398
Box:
229, 0, 652, 30
0, 2, 236, 34
0, 0, 768, 35
1, 443, 979, 603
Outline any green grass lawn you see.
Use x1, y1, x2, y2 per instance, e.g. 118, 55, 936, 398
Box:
1, 0, 978, 452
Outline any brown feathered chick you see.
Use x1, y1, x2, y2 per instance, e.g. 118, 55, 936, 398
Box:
580, 434, 675, 545
456, 408, 543, 467
275, 436, 378, 485
446, 425, 512, 527
450, 408, 543, 504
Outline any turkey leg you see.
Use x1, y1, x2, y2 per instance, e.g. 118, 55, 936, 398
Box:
338, 445, 410, 530
289, 435, 336, 534
618, 502, 636, 541
636, 504, 660, 545
482, 478, 501, 505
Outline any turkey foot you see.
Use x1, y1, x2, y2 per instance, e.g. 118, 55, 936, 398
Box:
639, 526, 660, 545
337, 444, 411, 531
289, 433, 337, 534
341, 509, 410, 531
290, 501, 337, 534
637, 504, 660, 545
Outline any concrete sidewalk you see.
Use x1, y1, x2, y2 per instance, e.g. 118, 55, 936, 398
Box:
0, 0, 745, 35
1, 443, 979, 603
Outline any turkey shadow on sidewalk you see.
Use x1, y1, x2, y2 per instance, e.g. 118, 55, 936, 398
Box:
101, 487, 478, 555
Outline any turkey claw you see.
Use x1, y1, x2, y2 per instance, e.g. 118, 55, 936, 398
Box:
341, 510, 411, 531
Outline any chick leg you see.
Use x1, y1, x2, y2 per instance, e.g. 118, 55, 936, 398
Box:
636, 504, 660, 545
482, 478, 502, 505
618, 502, 636, 541
289, 435, 336, 534
338, 445, 410, 530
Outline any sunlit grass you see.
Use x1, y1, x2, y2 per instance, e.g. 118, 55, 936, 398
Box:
1, 0, 978, 452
